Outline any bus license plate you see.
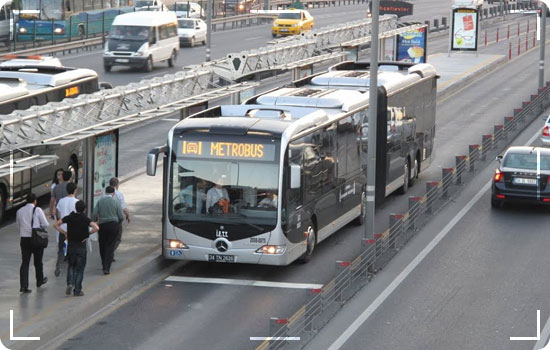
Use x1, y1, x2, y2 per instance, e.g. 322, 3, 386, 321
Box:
513, 177, 537, 185
115, 58, 129, 63
208, 254, 235, 263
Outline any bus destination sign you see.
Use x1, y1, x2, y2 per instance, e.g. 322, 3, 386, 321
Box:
180, 140, 276, 161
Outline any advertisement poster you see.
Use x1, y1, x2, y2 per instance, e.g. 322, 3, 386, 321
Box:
383, 36, 395, 61
93, 132, 118, 209
451, 8, 478, 50
396, 27, 427, 63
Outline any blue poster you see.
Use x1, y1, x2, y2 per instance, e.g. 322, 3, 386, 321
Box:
396, 27, 427, 63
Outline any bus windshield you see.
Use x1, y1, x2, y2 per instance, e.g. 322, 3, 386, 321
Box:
169, 136, 280, 231
21, 0, 64, 20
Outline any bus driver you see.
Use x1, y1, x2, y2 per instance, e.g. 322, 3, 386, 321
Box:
206, 175, 230, 214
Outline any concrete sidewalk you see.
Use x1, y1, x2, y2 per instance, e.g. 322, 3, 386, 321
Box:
0, 51, 506, 350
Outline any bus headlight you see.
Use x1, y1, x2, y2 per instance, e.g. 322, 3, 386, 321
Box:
256, 245, 286, 255
168, 240, 188, 249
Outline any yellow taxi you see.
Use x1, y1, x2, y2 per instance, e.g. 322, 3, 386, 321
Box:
271, 9, 314, 37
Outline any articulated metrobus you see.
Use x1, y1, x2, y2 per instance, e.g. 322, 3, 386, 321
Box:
0, 55, 105, 223
146, 61, 438, 265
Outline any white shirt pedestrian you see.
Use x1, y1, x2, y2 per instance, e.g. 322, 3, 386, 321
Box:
16, 203, 49, 238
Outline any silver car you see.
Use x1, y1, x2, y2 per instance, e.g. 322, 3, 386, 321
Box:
542, 114, 550, 146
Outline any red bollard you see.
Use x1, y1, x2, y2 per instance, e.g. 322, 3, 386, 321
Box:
509, 42, 512, 59
485, 30, 488, 46
526, 33, 528, 51
496, 27, 499, 42
518, 37, 521, 55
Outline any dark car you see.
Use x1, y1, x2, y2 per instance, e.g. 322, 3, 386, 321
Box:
491, 146, 550, 208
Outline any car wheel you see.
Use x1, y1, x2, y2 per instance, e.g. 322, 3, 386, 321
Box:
190, 37, 195, 47
168, 50, 176, 67
352, 189, 366, 226
298, 224, 316, 263
397, 161, 410, 194
104, 64, 111, 72
491, 197, 504, 209
144, 56, 153, 72
272, 33, 277, 38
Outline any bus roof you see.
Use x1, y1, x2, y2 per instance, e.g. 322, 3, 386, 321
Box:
254, 88, 368, 113
112, 11, 177, 26
0, 66, 97, 88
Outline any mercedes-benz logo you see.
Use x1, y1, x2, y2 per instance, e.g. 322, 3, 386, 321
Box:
215, 240, 229, 253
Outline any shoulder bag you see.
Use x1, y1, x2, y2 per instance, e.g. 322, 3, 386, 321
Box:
31, 207, 49, 248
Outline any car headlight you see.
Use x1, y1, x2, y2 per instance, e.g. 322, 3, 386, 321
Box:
135, 42, 148, 56
53, 27, 65, 34
19, 27, 27, 33
291, 23, 299, 27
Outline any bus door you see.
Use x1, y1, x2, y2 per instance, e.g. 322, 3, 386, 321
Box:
284, 141, 309, 245
386, 107, 405, 189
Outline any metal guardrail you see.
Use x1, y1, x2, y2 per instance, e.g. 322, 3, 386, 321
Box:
256, 83, 550, 350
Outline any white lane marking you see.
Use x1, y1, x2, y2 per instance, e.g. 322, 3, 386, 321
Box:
165, 276, 323, 289
534, 315, 550, 349
327, 127, 542, 350
250, 337, 300, 341
245, 36, 265, 41
161, 118, 180, 122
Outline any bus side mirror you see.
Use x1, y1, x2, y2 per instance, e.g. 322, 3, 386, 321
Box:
290, 164, 301, 189
147, 145, 166, 176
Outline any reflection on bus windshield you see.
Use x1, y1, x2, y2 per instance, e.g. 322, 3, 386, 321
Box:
170, 158, 279, 224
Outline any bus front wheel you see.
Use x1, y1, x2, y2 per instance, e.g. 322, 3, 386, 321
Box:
298, 224, 316, 263
397, 161, 409, 195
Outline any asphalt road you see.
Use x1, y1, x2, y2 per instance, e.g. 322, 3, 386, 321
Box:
50, 8, 550, 350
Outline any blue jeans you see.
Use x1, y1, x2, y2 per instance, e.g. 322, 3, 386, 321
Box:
66, 246, 87, 293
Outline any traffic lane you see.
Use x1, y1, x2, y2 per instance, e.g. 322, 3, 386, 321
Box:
338, 182, 550, 350
57, 4, 372, 86
57, 274, 315, 350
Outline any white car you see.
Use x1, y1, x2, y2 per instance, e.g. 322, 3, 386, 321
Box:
177, 18, 207, 47
174, 2, 204, 18
542, 114, 550, 146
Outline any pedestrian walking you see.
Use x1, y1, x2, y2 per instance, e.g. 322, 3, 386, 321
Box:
54, 201, 99, 296
92, 186, 124, 275
109, 177, 130, 261
51, 170, 73, 277
16, 193, 49, 294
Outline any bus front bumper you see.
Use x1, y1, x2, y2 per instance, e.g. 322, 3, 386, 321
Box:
164, 246, 291, 266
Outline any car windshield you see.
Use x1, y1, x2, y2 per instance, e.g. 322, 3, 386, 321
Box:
109, 25, 150, 41
502, 151, 550, 170
278, 12, 301, 20
178, 19, 194, 28
175, 3, 189, 11
135, 0, 155, 6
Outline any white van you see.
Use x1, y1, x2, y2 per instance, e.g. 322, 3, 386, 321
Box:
103, 11, 179, 72
0, 0, 12, 45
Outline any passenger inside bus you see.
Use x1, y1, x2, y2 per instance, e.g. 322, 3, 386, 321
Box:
257, 191, 277, 208
177, 179, 207, 214
206, 175, 230, 214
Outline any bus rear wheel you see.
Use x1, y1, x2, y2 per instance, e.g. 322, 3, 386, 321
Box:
409, 157, 419, 186
298, 224, 316, 263
397, 161, 409, 195
0, 186, 5, 224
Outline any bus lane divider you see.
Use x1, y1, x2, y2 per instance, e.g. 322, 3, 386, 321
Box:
254, 81, 550, 350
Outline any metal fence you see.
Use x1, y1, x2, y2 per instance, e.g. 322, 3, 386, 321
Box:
255, 83, 550, 350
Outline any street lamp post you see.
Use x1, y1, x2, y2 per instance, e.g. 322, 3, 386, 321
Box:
540, 2, 547, 90
365, 0, 379, 240
206, 0, 212, 62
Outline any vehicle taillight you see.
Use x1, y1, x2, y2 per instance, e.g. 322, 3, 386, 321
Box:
494, 169, 503, 182
543, 126, 550, 137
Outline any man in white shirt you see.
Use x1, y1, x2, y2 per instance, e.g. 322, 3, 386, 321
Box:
109, 177, 130, 260
206, 176, 230, 214
258, 191, 277, 208
54, 182, 79, 277
16, 193, 49, 293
